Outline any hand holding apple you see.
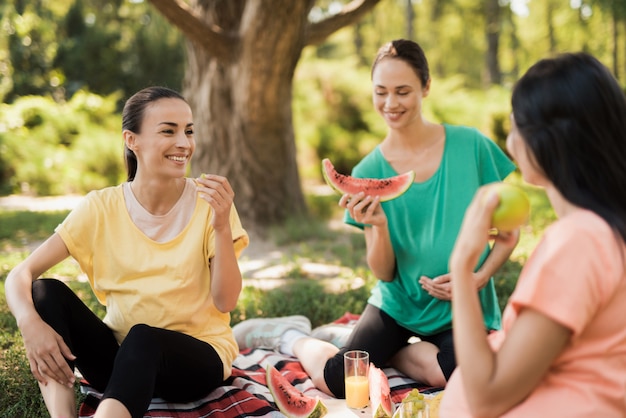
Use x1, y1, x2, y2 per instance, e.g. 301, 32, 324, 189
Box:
450, 183, 527, 274
483, 182, 530, 231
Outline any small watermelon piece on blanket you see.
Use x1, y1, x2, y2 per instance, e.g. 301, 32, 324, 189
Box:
369, 363, 394, 418
266, 364, 328, 418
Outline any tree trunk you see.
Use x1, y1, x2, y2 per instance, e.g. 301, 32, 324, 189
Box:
612, 3, 619, 80
184, 2, 309, 232
405, 0, 415, 40
485, 0, 501, 85
148, 0, 381, 234
505, 6, 520, 81
546, 1, 557, 53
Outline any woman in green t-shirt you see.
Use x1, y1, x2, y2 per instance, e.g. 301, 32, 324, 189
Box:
233, 39, 516, 398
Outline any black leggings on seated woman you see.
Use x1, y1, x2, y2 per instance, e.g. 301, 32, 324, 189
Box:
32, 278, 225, 418
322, 303, 456, 398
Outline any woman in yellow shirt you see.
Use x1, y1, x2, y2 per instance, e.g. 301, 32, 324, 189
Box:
5, 86, 249, 418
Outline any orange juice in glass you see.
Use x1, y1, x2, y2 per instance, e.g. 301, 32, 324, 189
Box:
344, 350, 369, 409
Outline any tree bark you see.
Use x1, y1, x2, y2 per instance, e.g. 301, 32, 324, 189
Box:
546, 1, 557, 53
147, 0, 381, 234
406, 0, 415, 40
612, 3, 619, 80
484, 0, 501, 85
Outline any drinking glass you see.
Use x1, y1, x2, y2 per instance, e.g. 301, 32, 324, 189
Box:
343, 350, 369, 409
395, 400, 430, 418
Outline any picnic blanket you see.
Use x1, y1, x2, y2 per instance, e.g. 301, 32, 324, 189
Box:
78, 315, 441, 417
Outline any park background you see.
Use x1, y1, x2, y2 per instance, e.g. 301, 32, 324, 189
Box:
0, 0, 619, 415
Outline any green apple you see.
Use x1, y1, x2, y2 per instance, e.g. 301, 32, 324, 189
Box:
484, 183, 530, 231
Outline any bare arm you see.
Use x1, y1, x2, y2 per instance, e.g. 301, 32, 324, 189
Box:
449, 187, 570, 417
196, 174, 243, 313
473, 234, 518, 289
340, 193, 395, 281
420, 217, 519, 301
210, 226, 243, 313
363, 224, 396, 281
5, 233, 76, 387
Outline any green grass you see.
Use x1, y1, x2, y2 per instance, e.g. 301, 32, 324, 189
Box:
0, 210, 69, 247
0, 182, 553, 416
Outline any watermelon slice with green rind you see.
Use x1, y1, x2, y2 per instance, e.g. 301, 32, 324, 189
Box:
369, 363, 394, 418
266, 365, 328, 418
321, 158, 415, 202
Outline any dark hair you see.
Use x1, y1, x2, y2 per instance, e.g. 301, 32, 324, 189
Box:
512, 52, 626, 242
371, 39, 430, 87
122, 86, 187, 181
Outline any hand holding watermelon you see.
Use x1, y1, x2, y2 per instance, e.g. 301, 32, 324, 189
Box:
322, 158, 414, 226
339, 192, 387, 227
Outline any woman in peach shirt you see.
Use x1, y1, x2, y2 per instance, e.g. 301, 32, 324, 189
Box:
441, 52, 626, 417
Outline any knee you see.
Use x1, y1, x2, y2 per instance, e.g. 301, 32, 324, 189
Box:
117, 325, 161, 367
125, 324, 155, 342
414, 354, 448, 387
32, 278, 69, 311
322, 350, 347, 398
122, 324, 162, 353
427, 368, 448, 388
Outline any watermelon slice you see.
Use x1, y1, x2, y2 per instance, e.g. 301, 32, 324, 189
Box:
266, 365, 328, 418
369, 363, 393, 418
321, 158, 415, 202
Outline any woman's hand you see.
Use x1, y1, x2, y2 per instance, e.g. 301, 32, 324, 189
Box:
450, 187, 519, 275
196, 174, 234, 230
20, 316, 76, 388
420, 268, 513, 300
420, 274, 452, 300
339, 192, 387, 227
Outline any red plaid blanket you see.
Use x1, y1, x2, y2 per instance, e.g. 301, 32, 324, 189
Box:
78, 347, 437, 417
78, 313, 440, 417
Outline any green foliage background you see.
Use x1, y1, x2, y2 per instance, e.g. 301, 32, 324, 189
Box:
0, 56, 514, 196
1, 0, 185, 104
0, 0, 611, 415
0, 91, 125, 195
2, 0, 625, 195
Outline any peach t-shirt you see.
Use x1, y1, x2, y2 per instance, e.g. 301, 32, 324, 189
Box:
441, 209, 626, 417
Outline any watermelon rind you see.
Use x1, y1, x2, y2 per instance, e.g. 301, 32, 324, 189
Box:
266, 365, 328, 418
369, 364, 393, 418
374, 403, 393, 418
321, 158, 415, 202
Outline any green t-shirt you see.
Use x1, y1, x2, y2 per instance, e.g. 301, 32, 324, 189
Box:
345, 124, 516, 335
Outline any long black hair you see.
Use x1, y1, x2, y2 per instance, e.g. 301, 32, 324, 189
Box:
512, 52, 626, 242
121, 86, 187, 181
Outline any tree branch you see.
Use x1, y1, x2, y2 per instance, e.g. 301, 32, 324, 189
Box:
147, 0, 238, 62
305, 0, 382, 46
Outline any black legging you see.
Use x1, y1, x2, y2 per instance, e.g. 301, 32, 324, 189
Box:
32, 278, 225, 418
323, 303, 456, 398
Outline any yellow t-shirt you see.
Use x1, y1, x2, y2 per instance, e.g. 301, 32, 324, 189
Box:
55, 183, 249, 379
